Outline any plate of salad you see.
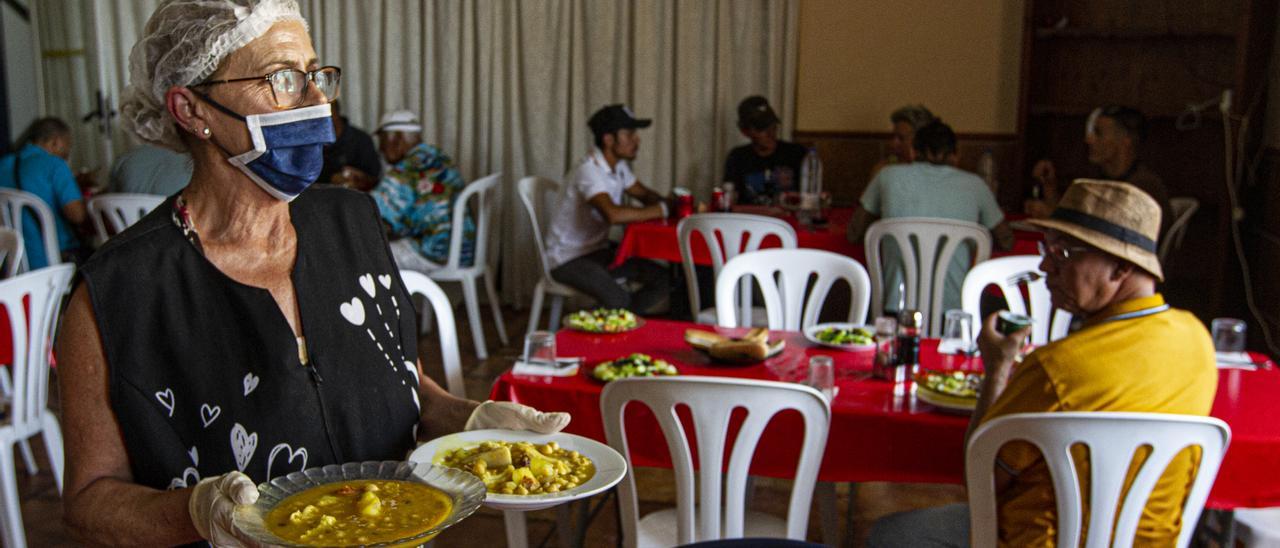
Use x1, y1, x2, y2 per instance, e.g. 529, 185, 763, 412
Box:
914, 370, 981, 413
562, 308, 643, 334
589, 353, 678, 382
803, 323, 875, 351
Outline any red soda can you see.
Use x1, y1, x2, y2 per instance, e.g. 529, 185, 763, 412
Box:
711, 189, 725, 212
674, 188, 694, 218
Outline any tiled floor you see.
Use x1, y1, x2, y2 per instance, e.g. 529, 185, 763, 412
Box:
22, 304, 962, 547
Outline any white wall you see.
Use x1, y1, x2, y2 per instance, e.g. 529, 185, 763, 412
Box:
2, 0, 41, 145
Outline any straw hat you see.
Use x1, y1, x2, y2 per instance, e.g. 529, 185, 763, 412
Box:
1026, 179, 1164, 281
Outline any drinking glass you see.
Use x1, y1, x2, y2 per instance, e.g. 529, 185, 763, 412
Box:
523, 330, 557, 367
1211, 318, 1247, 353
872, 316, 897, 379
940, 310, 975, 355
808, 355, 835, 400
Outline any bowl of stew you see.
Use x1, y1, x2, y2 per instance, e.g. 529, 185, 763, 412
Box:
232, 460, 485, 547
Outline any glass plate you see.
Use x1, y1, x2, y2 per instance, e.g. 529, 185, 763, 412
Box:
232, 460, 485, 547
803, 322, 876, 351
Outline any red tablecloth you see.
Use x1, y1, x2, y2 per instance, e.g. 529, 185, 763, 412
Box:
613, 207, 1043, 268
490, 318, 1280, 510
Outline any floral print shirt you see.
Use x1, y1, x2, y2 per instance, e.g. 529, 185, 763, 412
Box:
371, 143, 475, 267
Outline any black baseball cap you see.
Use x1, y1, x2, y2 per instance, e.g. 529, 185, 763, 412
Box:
588, 104, 652, 137
738, 96, 780, 130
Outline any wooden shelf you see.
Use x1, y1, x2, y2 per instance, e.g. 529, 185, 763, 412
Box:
1034, 28, 1237, 40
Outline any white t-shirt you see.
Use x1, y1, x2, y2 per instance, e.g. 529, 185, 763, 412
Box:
545, 148, 637, 267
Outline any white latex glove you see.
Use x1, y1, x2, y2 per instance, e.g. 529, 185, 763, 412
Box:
464, 401, 570, 434
189, 471, 261, 547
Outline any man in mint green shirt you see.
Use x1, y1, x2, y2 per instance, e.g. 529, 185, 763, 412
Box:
848, 121, 1013, 313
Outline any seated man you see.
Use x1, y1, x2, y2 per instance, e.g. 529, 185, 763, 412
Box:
870, 104, 936, 179
545, 104, 670, 314
108, 144, 192, 196
1028, 105, 1172, 237
0, 117, 89, 267
370, 110, 474, 272
869, 180, 1217, 547
319, 100, 382, 191
848, 120, 1013, 312
722, 96, 807, 204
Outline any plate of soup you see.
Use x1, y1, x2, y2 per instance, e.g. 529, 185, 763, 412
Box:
232, 460, 484, 547
411, 429, 627, 511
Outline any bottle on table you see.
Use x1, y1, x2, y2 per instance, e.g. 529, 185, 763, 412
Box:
895, 309, 923, 396
872, 316, 898, 380
978, 148, 997, 193
721, 183, 736, 211
798, 147, 823, 224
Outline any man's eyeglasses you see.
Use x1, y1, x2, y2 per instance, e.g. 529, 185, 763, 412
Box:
194, 66, 341, 109
1038, 241, 1095, 263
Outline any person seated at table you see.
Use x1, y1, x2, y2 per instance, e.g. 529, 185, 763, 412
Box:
370, 109, 474, 274
0, 117, 92, 267
58, 2, 568, 545
545, 104, 670, 314
847, 120, 1013, 312
722, 95, 807, 205
869, 104, 937, 179
868, 180, 1216, 547
318, 99, 381, 191
1027, 105, 1172, 237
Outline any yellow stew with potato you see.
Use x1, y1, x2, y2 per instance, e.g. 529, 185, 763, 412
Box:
265, 479, 452, 546
438, 440, 594, 495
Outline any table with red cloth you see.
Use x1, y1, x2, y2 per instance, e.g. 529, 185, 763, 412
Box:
612, 207, 1043, 268
490, 318, 1280, 510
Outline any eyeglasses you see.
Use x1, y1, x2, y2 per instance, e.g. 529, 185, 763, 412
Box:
1038, 241, 1095, 263
195, 66, 341, 109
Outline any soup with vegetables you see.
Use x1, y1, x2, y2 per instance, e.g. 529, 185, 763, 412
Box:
265, 479, 452, 546
438, 440, 594, 495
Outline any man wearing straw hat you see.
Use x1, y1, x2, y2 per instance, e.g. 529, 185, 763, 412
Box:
870, 180, 1217, 547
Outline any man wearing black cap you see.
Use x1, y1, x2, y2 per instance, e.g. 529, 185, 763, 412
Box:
544, 104, 670, 313
723, 96, 807, 205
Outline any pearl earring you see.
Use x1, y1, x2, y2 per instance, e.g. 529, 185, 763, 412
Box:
202, 127, 211, 137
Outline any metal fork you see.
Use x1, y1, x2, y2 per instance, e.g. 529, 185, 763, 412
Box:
1006, 271, 1043, 286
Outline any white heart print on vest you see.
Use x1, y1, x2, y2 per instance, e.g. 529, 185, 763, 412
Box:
230, 423, 258, 472
154, 388, 175, 417
200, 403, 221, 428
378, 274, 393, 289
167, 467, 200, 490
243, 373, 260, 396
359, 273, 376, 297
266, 443, 308, 479
188, 446, 199, 466
340, 297, 365, 326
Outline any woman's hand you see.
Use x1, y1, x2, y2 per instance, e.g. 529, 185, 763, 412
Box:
189, 472, 261, 547
464, 401, 570, 434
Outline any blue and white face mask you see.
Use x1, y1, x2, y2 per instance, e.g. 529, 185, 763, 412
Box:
225, 103, 336, 201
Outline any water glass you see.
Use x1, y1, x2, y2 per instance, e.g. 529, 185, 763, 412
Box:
1211, 318, 1247, 353
523, 330, 557, 367
808, 355, 835, 400
872, 316, 897, 379
941, 310, 975, 354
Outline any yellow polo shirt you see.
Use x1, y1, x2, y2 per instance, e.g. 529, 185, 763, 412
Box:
980, 294, 1217, 547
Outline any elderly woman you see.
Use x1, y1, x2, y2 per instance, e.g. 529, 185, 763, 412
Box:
56, 1, 565, 545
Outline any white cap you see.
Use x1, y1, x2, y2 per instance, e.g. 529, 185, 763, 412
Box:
377, 110, 422, 134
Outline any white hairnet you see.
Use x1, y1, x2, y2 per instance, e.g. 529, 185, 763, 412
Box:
120, 0, 307, 151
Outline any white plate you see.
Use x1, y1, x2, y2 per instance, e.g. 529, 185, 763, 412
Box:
915, 387, 976, 414
803, 322, 876, 351
410, 429, 627, 511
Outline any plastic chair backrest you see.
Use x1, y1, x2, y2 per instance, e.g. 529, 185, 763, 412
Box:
397, 270, 464, 398
967, 412, 1230, 548
960, 255, 1072, 345
864, 217, 992, 337
87, 193, 164, 241
601, 376, 830, 546
0, 188, 61, 271
443, 173, 500, 273
0, 264, 75, 433
517, 176, 560, 283
677, 213, 798, 323
1160, 197, 1199, 263
714, 248, 871, 330
0, 228, 24, 279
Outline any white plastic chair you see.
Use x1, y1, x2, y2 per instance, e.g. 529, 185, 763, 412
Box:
425, 173, 508, 361
677, 213, 797, 326
967, 412, 1231, 548
1234, 507, 1280, 547
1159, 197, 1199, 263
714, 248, 871, 331
0, 264, 75, 548
601, 376, 830, 547
961, 256, 1072, 346
86, 193, 164, 243
0, 188, 61, 272
865, 217, 992, 337
397, 270, 464, 398
0, 229, 23, 279
517, 176, 590, 336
